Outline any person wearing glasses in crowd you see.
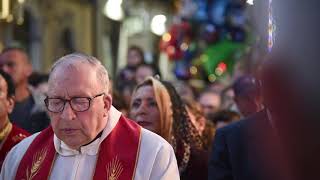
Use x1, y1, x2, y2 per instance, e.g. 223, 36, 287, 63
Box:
0, 53, 179, 179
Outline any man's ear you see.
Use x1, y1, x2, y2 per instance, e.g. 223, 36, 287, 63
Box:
7, 96, 15, 114
103, 94, 112, 117
25, 63, 33, 78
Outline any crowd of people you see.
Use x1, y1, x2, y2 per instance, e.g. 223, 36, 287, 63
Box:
0, 44, 263, 179
0, 42, 319, 180
0, 2, 319, 178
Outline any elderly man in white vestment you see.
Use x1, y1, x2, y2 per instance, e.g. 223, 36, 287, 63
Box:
0, 53, 179, 180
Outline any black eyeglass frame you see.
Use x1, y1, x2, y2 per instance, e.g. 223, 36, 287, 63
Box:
44, 93, 105, 113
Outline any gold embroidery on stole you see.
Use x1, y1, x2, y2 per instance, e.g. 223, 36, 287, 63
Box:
24, 147, 48, 180
12, 133, 28, 142
106, 156, 123, 180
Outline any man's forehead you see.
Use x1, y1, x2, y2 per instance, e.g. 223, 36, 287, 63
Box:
47, 71, 98, 96
0, 50, 28, 63
49, 63, 96, 83
49, 72, 72, 82
53, 58, 94, 70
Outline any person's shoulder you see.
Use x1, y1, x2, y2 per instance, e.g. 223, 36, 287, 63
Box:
139, 128, 176, 156
1, 132, 40, 177
9, 132, 40, 153
140, 128, 171, 148
8, 125, 31, 147
11, 124, 31, 136
220, 111, 266, 131
217, 119, 247, 136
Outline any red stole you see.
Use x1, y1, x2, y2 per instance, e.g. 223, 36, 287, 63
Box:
15, 116, 141, 180
0, 125, 29, 168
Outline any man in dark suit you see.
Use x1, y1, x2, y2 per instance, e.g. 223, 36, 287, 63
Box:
208, 52, 318, 180
209, 0, 320, 179
208, 109, 294, 180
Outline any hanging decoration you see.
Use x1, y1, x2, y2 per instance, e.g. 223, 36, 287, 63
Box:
159, 0, 251, 81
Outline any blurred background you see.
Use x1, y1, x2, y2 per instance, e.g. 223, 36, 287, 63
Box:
2, 1, 320, 179
0, 0, 269, 87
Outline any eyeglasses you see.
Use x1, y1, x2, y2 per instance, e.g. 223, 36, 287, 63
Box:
44, 93, 105, 113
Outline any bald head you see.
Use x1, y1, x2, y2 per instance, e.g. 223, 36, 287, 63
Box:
49, 53, 110, 93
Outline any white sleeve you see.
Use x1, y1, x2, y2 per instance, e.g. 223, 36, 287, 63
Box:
149, 143, 180, 180
0, 133, 39, 180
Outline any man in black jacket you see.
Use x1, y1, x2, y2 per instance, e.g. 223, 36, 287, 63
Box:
209, 0, 320, 179
208, 109, 293, 180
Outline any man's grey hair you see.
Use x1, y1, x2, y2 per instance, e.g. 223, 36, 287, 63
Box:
50, 53, 110, 93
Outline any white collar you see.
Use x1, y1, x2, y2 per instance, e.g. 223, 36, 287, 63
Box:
53, 106, 122, 156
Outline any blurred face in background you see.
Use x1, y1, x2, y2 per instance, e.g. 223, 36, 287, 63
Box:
135, 65, 154, 84
221, 88, 235, 110
0, 75, 14, 122
127, 49, 143, 68
199, 92, 221, 117
130, 85, 160, 133
174, 82, 195, 103
0, 50, 32, 86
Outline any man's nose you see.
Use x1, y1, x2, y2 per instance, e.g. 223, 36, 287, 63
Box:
60, 102, 76, 120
